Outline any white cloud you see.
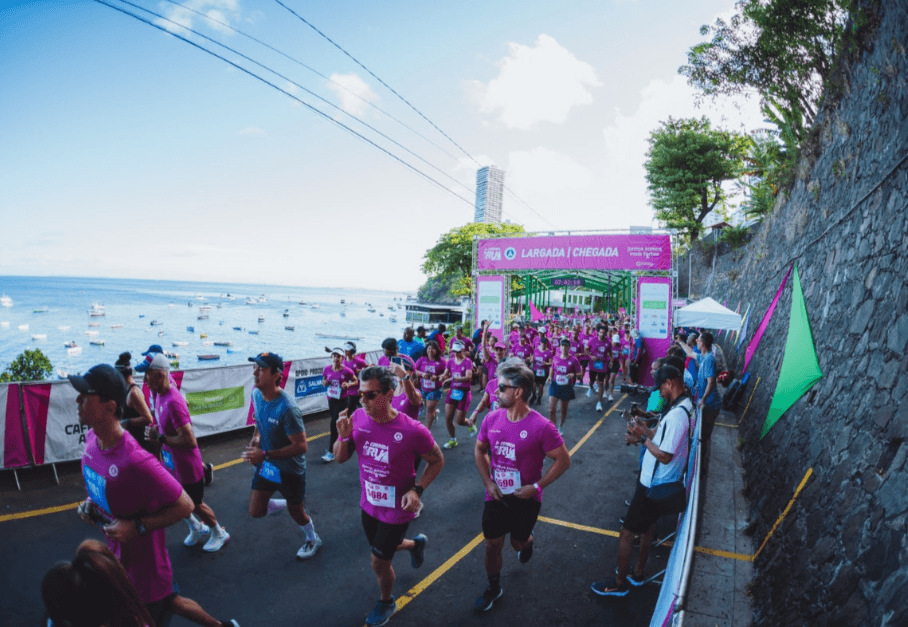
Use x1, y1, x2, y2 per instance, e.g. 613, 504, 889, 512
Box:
466, 34, 601, 130
238, 126, 266, 136
507, 148, 592, 194
327, 73, 378, 118
155, 0, 241, 35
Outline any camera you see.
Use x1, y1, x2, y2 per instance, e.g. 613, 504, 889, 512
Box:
619, 383, 648, 397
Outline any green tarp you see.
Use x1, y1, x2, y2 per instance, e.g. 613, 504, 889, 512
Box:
760, 264, 823, 439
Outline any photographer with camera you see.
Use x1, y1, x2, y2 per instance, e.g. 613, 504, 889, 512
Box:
592, 365, 693, 597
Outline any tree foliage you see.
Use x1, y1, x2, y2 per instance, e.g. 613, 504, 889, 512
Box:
644, 117, 750, 242
0, 348, 54, 382
420, 221, 525, 300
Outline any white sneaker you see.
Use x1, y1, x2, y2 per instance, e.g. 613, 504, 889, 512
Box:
468, 425, 477, 437
203, 527, 230, 552
586, 388, 592, 398
321, 451, 335, 463
184, 523, 210, 547
595, 402, 603, 412
608, 394, 614, 402
557, 426, 564, 435
297, 536, 322, 560
593, 384, 599, 393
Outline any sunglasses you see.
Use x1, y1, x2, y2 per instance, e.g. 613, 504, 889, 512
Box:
497, 383, 520, 393
360, 390, 386, 401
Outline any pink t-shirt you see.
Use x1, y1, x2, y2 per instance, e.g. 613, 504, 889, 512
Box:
153, 386, 204, 485
511, 343, 532, 361
587, 337, 611, 371
415, 356, 446, 393
344, 356, 369, 395
568, 337, 584, 359
477, 409, 564, 503
532, 347, 553, 376
351, 408, 435, 524
552, 354, 582, 386
446, 356, 473, 390
82, 430, 183, 604
392, 391, 421, 419
323, 365, 357, 400
484, 377, 500, 411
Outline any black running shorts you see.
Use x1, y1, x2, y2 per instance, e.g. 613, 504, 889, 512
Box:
482, 496, 541, 543
362, 509, 409, 561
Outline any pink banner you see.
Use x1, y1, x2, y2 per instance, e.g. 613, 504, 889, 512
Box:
2, 384, 30, 468
477, 234, 671, 271
743, 264, 792, 373
529, 301, 544, 322
22, 384, 52, 466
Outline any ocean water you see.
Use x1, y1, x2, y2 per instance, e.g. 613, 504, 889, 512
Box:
0, 276, 413, 377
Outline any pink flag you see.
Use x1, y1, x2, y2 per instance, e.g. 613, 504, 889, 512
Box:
529, 301, 545, 322
743, 264, 793, 373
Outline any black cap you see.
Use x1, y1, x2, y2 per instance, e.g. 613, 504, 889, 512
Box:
248, 352, 284, 371
653, 365, 682, 388
68, 364, 127, 412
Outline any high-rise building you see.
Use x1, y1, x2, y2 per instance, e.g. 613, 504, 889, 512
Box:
474, 166, 505, 223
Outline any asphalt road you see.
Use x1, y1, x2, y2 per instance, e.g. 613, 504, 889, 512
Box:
0, 385, 674, 627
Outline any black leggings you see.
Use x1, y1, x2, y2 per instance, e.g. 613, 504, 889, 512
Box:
328, 397, 346, 449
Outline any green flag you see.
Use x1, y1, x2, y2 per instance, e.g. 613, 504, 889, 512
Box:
760, 264, 823, 439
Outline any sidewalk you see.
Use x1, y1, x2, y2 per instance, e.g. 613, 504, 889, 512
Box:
683, 408, 754, 627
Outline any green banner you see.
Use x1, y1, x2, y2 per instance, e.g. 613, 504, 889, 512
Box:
185, 386, 245, 416
761, 264, 823, 439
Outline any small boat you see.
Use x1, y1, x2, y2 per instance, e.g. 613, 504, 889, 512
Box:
31, 333, 47, 340
197, 314, 209, 320
310, 303, 320, 309
110, 324, 123, 329
340, 299, 345, 304
258, 295, 267, 303
298, 301, 308, 305
172, 341, 189, 347
227, 348, 241, 353
389, 316, 397, 323
58, 325, 70, 331
0, 294, 12, 307
367, 307, 376, 313
88, 322, 100, 327
340, 311, 346, 317
200, 333, 207, 338
245, 298, 256, 305
199, 305, 212, 312
64, 341, 78, 348
139, 314, 145, 318
187, 326, 195, 332
168, 303, 175, 308
315, 333, 364, 340
56, 369, 69, 379
202, 340, 214, 346
150, 320, 163, 326
90, 339, 105, 346
33, 307, 49, 313
197, 354, 220, 361
165, 351, 179, 359
379, 312, 384, 317
67, 346, 82, 357
249, 330, 259, 335
283, 309, 290, 317
258, 315, 265, 322
213, 341, 232, 347
285, 326, 295, 331
233, 326, 243, 331
88, 303, 105, 316
18, 324, 29, 331
158, 330, 164, 337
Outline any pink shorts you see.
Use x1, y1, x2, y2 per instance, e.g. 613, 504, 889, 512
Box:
445, 388, 472, 412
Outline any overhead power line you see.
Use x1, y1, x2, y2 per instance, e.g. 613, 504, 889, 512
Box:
93, 0, 475, 208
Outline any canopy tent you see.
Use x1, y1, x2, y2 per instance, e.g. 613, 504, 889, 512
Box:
675, 297, 742, 330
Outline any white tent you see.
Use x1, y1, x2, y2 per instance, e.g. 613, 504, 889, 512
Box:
675, 297, 742, 330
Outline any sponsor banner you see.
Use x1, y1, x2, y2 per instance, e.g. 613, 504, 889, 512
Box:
636, 276, 673, 387
476, 275, 506, 342
179, 366, 253, 437
477, 234, 671, 271
1, 383, 30, 468
185, 387, 245, 415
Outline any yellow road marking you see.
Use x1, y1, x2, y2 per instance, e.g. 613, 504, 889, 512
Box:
538, 515, 619, 538
393, 533, 486, 614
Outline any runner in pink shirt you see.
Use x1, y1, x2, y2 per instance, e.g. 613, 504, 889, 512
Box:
468, 376, 500, 429
510, 335, 533, 368
70, 364, 238, 627
415, 340, 446, 430
587, 325, 612, 412
322, 348, 358, 462
529, 336, 553, 406
473, 358, 571, 612
334, 365, 444, 627
343, 341, 370, 414
143, 355, 230, 553
441, 340, 476, 449
549, 338, 583, 434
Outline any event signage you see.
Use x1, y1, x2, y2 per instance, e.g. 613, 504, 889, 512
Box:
476, 275, 506, 340
185, 386, 245, 415
552, 278, 585, 287
295, 376, 327, 399
477, 234, 671, 271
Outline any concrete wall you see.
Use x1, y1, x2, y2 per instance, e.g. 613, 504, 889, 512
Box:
679, 3, 908, 624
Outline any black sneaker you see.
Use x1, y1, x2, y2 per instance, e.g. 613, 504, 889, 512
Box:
591, 577, 629, 597
410, 534, 427, 568
518, 536, 533, 563
474, 586, 503, 611
204, 462, 214, 486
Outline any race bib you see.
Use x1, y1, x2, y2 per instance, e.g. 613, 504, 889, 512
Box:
82, 465, 111, 515
423, 379, 436, 391
622, 348, 630, 356
535, 368, 546, 377
555, 374, 569, 385
327, 383, 341, 399
450, 388, 464, 401
259, 461, 281, 484
365, 480, 396, 508
493, 468, 521, 495
594, 360, 604, 371
161, 449, 175, 471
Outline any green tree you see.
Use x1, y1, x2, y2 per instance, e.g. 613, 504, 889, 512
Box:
0, 348, 54, 382
644, 117, 750, 242
420, 221, 525, 300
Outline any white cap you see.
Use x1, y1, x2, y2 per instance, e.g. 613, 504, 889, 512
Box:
149, 353, 170, 372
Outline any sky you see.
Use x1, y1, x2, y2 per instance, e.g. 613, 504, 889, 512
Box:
0, 0, 763, 292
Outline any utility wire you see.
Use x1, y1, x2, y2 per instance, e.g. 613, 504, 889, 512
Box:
93, 0, 475, 208
273, 0, 556, 228
157, 0, 461, 165
113, 0, 476, 199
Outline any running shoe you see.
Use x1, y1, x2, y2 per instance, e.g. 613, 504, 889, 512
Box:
227, 621, 240, 627
474, 587, 503, 611
296, 535, 322, 560
410, 533, 428, 568
183, 523, 210, 547
557, 426, 564, 435
593, 384, 599, 393
321, 451, 335, 463
443, 438, 458, 449
365, 597, 397, 626
595, 402, 603, 412
618, 567, 647, 587
203, 527, 230, 552
591, 577, 629, 597
608, 394, 614, 402
267, 498, 287, 515
518, 538, 533, 564
468, 424, 478, 437
586, 387, 592, 398
203, 462, 214, 486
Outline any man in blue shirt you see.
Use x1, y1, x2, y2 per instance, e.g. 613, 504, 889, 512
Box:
398, 327, 425, 360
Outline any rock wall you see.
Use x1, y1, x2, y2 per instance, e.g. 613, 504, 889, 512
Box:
679, 3, 908, 624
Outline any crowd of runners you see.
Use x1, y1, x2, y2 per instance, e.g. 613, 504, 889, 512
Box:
42, 310, 724, 627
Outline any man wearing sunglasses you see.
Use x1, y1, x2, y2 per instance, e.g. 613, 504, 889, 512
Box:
473, 358, 572, 612
334, 366, 445, 627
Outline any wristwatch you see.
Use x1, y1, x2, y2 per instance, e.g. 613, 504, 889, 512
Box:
412, 485, 424, 497
135, 518, 148, 537
157, 433, 166, 444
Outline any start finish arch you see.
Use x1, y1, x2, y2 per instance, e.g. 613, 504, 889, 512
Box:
472, 229, 677, 386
